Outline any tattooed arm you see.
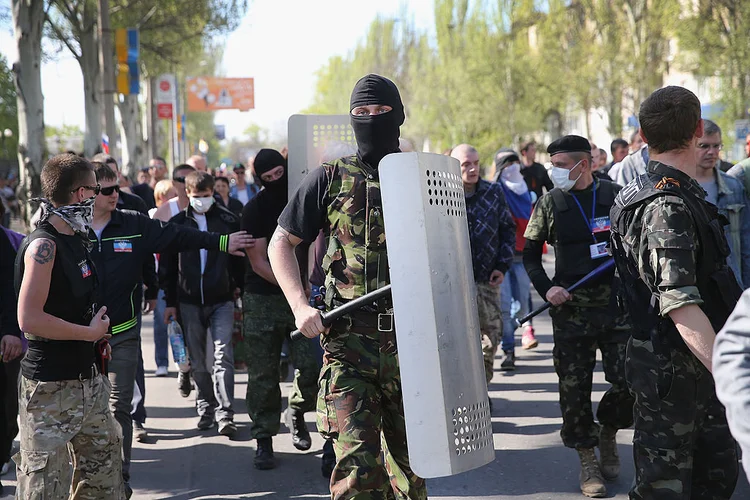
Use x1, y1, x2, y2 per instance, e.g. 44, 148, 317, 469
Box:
17, 238, 109, 341
268, 226, 325, 338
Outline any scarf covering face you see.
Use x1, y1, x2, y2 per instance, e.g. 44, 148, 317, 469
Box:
501, 163, 529, 196
35, 197, 96, 238
349, 74, 405, 169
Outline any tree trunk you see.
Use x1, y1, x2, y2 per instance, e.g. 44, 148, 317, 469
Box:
117, 94, 144, 181
79, 20, 102, 157
12, 0, 45, 230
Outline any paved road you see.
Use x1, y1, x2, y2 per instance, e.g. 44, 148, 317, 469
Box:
3, 309, 749, 498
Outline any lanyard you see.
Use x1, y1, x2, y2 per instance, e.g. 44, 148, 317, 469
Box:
570, 181, 597, 242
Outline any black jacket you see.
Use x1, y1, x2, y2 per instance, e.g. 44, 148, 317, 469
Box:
163, 204, 244, 307
89, 209, 230, 343
131, 183, 156, 210
118, 190, 148, 214
215, 194, 243, 218
0, 229, 21, 338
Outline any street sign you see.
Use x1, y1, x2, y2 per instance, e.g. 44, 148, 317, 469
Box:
186, 77, 254, 112
156, 74, 176, 120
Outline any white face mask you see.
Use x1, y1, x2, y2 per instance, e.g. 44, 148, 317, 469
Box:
190, 196, 215, 214
549, 160, 583, 192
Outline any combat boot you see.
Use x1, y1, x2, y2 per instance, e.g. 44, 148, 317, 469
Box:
254, 437, 276, 470
577, 448, 607, 498
598, 425, 620, 480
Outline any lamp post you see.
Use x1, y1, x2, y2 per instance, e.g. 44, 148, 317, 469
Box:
2, 129, 12, 159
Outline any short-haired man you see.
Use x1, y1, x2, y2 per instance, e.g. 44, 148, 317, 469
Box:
517, 140, 554, 202
90, 165, 252, 493
601, 139, 629, 177
524, 136, 634, 497
608, 129, 650, 187
229, 163, 261, 206
452, 144, 516, 391
14, 154, 125, 498
611, 86, 742, 498
694, 120, 750, 289
131, 168, 156, 210
148, 156, 168, 188
186, 154, 207, 172
92, 153, 149, 214
163, 172, 245, 435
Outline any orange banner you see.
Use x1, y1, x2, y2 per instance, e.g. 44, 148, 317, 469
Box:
186, 77, 254, 112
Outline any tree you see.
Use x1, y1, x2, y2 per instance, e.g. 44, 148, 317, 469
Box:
677, 0, 750, 123
12, 0, 47, 228
0, 55, 20, 160
46, 0, 101, 157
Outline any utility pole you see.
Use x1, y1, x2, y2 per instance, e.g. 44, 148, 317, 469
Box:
98, 0, 118, 159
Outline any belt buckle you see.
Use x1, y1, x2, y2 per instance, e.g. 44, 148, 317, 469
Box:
377, 313, 394, 332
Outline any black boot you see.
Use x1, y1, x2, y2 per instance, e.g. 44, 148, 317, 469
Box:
287, 409, 312, 451
254, 437, 276, 470
321, 439, 336, 479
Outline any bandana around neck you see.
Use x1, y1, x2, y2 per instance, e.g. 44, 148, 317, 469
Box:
35, 197, 96, 238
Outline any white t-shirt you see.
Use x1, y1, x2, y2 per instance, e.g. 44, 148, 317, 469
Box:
194, 212, 208, 273
236, 188, 249, 206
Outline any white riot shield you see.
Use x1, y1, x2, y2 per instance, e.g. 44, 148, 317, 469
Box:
287, 114, 357, 197
379, 152, 494, 478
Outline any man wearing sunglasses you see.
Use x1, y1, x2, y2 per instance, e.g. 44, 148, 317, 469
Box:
92, 153, 149, 216
694, 120, 750, 290
88, 165, 254, 495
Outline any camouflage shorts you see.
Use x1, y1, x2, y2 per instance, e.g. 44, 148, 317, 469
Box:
477, 282, 503, 385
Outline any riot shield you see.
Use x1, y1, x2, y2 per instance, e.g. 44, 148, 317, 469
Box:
379, 152, 494, 478
287, 114, 357, 197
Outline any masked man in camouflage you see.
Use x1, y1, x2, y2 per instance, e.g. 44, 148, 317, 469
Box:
269, 74, 427, 499
610, 86, 741, 499
523, 135, 633, 498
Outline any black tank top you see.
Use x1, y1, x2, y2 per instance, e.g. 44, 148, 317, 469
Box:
15, 223, 99, 381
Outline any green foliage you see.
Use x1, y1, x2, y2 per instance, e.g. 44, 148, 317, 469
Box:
307, 0, 684, 160
0, 55, 18, 157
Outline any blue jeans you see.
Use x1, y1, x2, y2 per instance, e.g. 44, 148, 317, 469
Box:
180, 301, 235, 421
500, 261, 532, 352
153, 289, 169, 368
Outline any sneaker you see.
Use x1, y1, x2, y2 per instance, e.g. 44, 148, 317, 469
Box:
178, 370, 192, 398
521, 326, 538, 350
286, 409, 312, 451
321, 439, 336, 479
254, 437, 276, 470
197, 414, 215, 431
133, 421, 148, 442
218, 419, 237, 437
500, 350, 516, 371
155, 366, 168, 377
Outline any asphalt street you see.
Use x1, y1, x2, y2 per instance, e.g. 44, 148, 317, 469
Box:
2, 298, 749, 498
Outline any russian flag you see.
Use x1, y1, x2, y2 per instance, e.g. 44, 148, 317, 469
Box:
102, 134, 109, 154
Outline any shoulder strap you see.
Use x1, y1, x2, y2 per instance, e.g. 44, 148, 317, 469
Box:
742, 164, 750, 197
550, 188, 569, 211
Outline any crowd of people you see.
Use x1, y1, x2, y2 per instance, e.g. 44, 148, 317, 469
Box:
1, 75, 750, 500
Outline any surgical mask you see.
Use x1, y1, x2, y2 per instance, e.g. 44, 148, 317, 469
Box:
549, 161, 583, 192
190, 196, 214, 214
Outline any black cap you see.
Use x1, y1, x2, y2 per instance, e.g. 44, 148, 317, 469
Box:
494, 147, 520, 169
547, 135, 591, 156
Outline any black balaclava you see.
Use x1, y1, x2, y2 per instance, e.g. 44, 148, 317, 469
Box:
253, 148, 287, 196
349, 74, 405, 169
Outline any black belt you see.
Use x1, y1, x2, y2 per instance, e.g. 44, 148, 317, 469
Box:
331, 311, 394, 333
27, 363, 99, 382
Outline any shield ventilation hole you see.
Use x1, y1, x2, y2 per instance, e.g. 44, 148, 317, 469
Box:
450, 400, 492, 456
425, 169, 466, 218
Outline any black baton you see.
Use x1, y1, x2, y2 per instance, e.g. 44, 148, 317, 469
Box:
290, 285, 393, 341
514, 258, 615, 328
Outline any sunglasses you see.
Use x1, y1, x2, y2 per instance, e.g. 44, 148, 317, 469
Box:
71, 184, 101, 195
697, 143, 722, 151
173, 176, 186, 183
100, 185, 121, 196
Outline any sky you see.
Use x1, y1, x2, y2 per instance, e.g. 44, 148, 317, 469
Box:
0, 0, 435, 141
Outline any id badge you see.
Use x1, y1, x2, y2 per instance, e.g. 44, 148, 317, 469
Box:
590, 242, 608, 259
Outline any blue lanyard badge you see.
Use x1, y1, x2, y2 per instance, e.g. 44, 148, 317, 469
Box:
570, 183, 597, 242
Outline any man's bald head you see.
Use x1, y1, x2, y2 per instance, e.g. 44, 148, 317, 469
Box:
452, 144, 481, 187
187, 155, 207, 172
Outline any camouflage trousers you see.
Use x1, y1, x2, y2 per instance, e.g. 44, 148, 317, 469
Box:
14, 373, 126, 500
318, 321, 427, 499
243, 292, 319, 439
476, 282, 503, 386
626, 338, 738, 499
549, 304, 634, 449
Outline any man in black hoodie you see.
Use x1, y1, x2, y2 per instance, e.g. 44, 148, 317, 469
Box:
241, 149, 319, 471
163, 172, 245, 436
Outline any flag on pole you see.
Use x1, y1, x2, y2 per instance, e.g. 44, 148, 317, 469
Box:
102, 134, 110, 154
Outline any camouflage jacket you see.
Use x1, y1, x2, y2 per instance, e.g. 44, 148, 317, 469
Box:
321, 155, 388, 305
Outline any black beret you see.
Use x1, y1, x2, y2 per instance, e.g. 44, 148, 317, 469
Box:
547, 135, 591, 156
